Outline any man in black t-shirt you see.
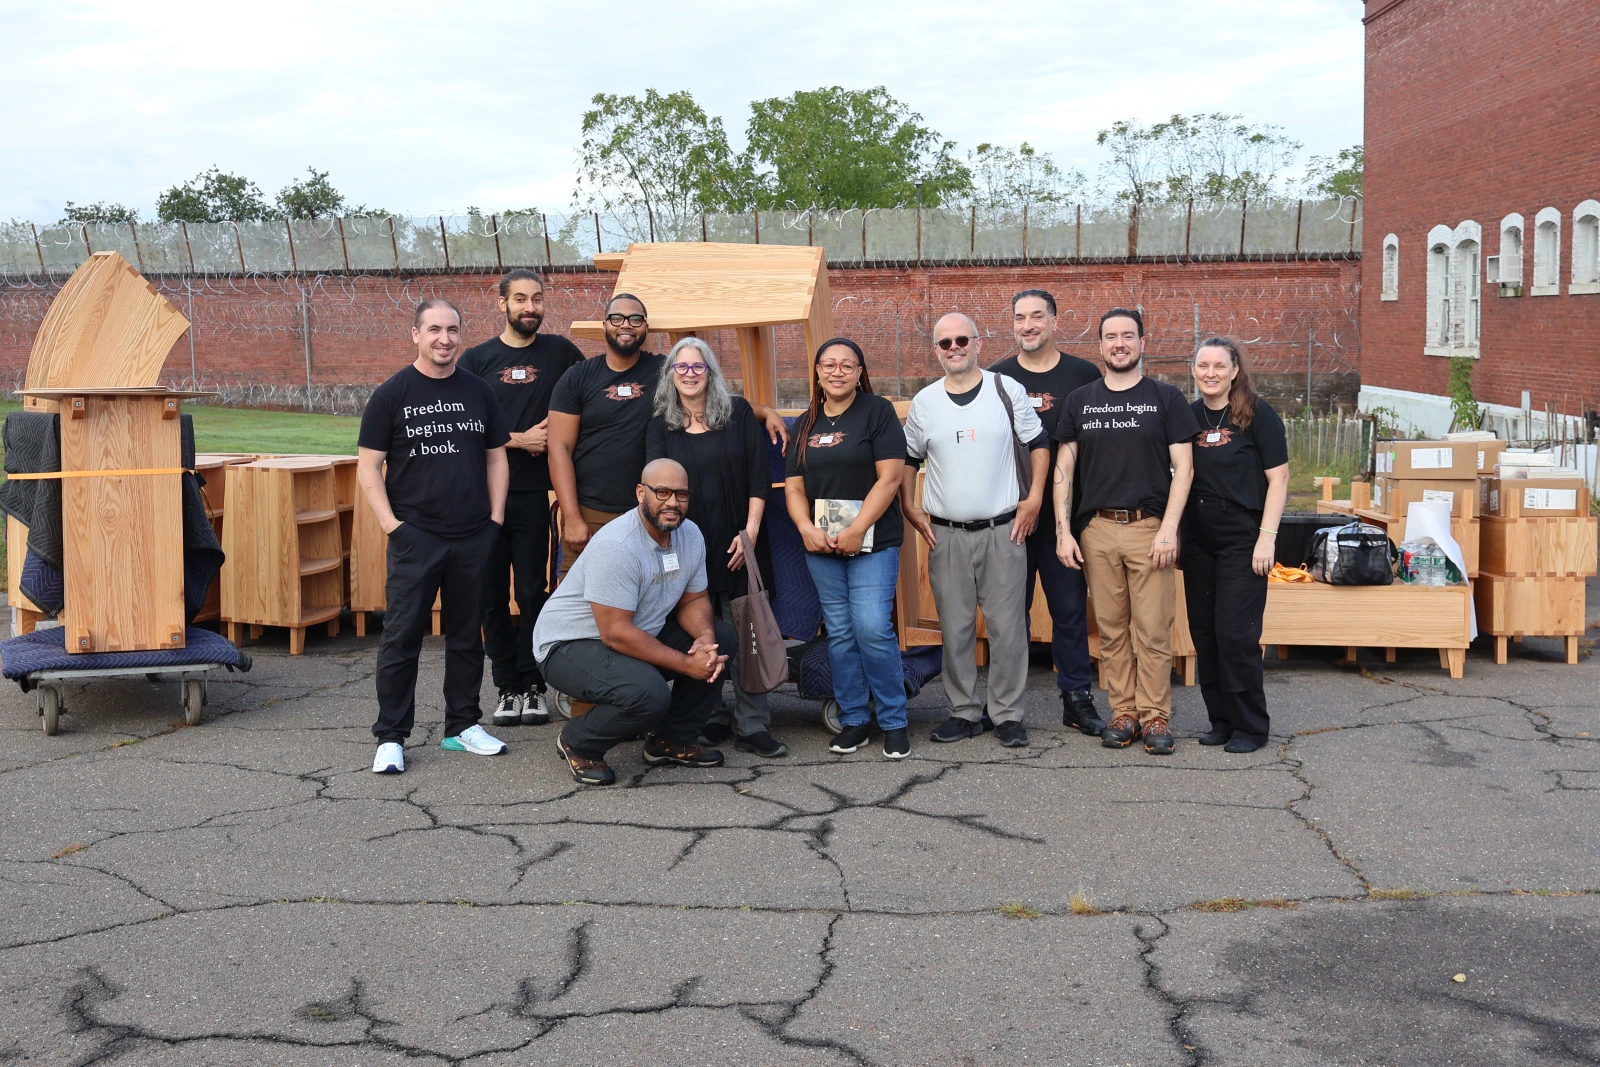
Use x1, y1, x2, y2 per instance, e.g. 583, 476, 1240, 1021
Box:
357, 299, 512, 775
1051, 307, 1198, 756
988, 289, 1104, 736
458, 269, 583, 728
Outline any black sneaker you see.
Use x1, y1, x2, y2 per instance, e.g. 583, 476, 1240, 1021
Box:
522, 687, 552, 726
735, 730, 789, 758
556, 735, 616, 786
1101, 714, 1141, 748
930, 716, 984, 743
698, 720, 733, 746
642, 735, 725, 767
882, 727, 910, 759
1143, 719, 1175, 756
1224, 735, 1267, 754
829, 724, 874, 753
1063, 691, 1106, 736
491, 688, 524, 727
1197, 725, 1232, 746
994, 720, 1029, 748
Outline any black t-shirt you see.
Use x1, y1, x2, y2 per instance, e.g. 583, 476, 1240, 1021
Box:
457, 332, 584, 493
1189, 398, 1289, 512
990, 350, 1102, 467
1053, 376, 1200, 529
548, 352, 667, 513
784, 392, 906, 551
357, 365, 511, 537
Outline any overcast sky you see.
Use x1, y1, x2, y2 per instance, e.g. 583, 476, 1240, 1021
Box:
1, 0, 1363, 222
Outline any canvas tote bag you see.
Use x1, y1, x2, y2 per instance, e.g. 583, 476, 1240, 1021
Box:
730, 532, 788, 693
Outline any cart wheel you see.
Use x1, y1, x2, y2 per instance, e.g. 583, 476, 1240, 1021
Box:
40, 687, 60, 736
821, 698, 842, 735
184, 680, 204, 725
548, 690, 574, 720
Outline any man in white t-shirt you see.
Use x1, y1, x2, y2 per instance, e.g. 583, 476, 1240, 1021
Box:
900, 313, 1050, 747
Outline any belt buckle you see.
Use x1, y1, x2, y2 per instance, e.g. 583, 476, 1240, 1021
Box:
1111, 509, 1132, 524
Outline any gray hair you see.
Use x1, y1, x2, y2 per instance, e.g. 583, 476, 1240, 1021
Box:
654, 337, 734, 431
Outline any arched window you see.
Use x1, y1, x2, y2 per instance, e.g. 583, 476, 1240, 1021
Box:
1455, 239, 1481, 346
1423, 222, 1481, 356
1532, 207, 1561, 295
1497, 213, 1523, 294
1572, 200, 1600, 294
1381, 234, 1399, 300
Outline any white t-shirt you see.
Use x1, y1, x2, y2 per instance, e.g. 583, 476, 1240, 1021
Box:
903, 371, 1043, 522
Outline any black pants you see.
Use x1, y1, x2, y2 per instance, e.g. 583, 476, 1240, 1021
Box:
541, 618, 736, 760
1181, 498, 1270, 743
483, 491, 551, 693
1024, 524, 1095, 694
372, 521, 499, 743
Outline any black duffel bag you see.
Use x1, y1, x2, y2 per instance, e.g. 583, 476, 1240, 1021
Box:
1306, 521, 1396, 585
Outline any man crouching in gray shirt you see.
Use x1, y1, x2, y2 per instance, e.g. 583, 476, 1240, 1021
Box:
533, 458, 734, 785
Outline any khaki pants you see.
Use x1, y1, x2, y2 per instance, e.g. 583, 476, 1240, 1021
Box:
558, 506, 623, 578
1080, 516, 1174, 725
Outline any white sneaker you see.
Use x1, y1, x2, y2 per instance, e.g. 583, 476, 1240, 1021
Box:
440, 723, 507, 755
523, 687, 552, 725
372, 742, 405, 774
492, 689, 525, 726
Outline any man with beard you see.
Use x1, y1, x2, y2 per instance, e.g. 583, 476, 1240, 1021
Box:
547, 293, 789, 576
1051, 308, 1198, 757
532, 458, 735, 786
458, 270, 583, 729
987, 289, 1105, 737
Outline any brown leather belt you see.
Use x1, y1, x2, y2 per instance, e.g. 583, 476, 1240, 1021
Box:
1095, 508, 1147, 524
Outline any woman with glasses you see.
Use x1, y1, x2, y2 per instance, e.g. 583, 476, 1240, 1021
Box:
1182, 337, 1289, 754
645, 338, 785, 757
783, 338, 911, 760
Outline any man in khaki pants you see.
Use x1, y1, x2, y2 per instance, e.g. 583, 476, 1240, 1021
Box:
1050, 308, 1198, 755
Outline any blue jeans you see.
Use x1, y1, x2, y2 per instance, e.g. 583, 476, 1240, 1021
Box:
804, 547, 908, 731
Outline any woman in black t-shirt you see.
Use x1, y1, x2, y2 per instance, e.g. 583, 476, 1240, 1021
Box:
1182, 337, 1289, 754
783, 338, 911, 760
645, 338, 783, 757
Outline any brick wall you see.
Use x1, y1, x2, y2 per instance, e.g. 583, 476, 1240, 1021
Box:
1362, 0, 1600, 416
0, 257, 1360, 410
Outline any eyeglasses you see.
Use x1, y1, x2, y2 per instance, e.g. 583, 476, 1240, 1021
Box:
641, 483, 691, 503
935, 336, 972, 351
671, 361, 709, 377
817, 362, 860, 375
606, 313, 647, 327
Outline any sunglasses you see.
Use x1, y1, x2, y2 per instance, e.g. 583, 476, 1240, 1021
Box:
641, 483, 691, 503
606, 313, 647, 327
671, 361, 709, 377
936, 335, 972, 351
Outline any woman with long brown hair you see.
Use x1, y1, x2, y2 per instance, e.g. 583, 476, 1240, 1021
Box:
783, 338, 911, 759
1183, 337, 1289, 753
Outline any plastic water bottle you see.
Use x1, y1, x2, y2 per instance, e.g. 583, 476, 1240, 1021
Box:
1427, 547, 1446, 586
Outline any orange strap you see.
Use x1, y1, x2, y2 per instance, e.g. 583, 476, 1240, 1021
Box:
5, 468, 191, 480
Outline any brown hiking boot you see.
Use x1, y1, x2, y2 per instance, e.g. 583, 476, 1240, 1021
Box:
1100, 714, 1141, 748
642, 735, 725, 767
556, 735, 616, 785
1143, 718, 1175, 756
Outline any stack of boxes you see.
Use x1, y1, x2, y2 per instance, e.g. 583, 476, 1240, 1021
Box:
1365, 439, 1486, 578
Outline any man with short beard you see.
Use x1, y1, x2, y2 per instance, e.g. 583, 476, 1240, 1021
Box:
532, 458, 734, 786
1051, 308, 1198, 756
458, 270, 584, 729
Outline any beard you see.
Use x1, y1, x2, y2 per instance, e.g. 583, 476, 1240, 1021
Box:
507, 310, 542, 338
608, 330, 645, 357
1103, 349, 1141, 372
645, 501, 683, 532
1019, 333, 1052, 353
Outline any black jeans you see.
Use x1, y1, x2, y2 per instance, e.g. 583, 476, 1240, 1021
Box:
483, 491, 551, 693
541, 617, 736, 760
372, 520, 499, 744
1025, 524, 1094, 694
1180, 498, 1270, 743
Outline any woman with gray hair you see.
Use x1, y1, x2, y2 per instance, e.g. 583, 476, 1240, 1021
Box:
645, 337, 784, 757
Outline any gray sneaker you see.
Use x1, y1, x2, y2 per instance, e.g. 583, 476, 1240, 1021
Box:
522, 687, 551, 725
492, 689, 524, 727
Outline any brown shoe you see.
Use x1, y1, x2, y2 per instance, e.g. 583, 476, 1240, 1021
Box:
1100, 714, 1141, 748
1143, 718, 1175, 755
642, 735, 725, 767
556, 735, 616, 785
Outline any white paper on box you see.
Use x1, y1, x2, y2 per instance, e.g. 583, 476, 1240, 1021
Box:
1421, 489, 1455, 507
1523, 488, 1577, 511
1407, 447, 1453, 470
1477, 450, 1485, 469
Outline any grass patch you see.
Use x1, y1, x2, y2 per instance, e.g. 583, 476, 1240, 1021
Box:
50, 843, 86, 859
999, 902, 1042, 920
1192, 897, 1299, 913
1068, 892, 1099, 916
1369, 887, 1428, 900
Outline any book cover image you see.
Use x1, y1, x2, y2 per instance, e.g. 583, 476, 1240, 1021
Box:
814, 499, 874, 552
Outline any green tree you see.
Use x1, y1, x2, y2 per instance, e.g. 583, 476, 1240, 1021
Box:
1447, 356, 1482, 431
156, 167, 274, 223
741, 86, 970, 209
966, 142, 1084, 213
574, 89, 745, 241
1099, 113, 1301, 205
59, 201, 139, 225
1304, 144, 1363, 198
277, 167, 347, 219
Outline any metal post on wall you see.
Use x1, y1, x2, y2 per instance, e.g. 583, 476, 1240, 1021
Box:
186, 278, 197, 388
1191, 302, 1201, 400
1306, 328, 1316, 415
299, 285, 314, 413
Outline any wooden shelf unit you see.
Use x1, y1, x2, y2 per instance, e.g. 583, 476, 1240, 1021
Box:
219, 459, 347, 654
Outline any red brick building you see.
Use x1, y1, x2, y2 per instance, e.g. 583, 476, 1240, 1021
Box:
1361, 0, 1600, 434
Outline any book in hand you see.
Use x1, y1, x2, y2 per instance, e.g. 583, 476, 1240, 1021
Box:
814, 499, 874, 552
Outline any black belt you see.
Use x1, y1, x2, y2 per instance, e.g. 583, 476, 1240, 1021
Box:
930, 510, 1017, 531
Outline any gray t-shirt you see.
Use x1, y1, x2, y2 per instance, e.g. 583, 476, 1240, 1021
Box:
531, 509, 708, 663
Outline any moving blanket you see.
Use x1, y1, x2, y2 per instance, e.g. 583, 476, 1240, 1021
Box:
0, 625, 251, 689
0, 412, 224, 621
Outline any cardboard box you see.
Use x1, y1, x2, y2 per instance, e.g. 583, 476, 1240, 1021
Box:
1481, 478, 1590, 518
1474, 440, 1506, 473
1374, 477, 1479, 519
1480, 515, 1598, 577
1377, 440, 1479, 480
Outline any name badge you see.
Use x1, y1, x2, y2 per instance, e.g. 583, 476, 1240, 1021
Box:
511, 368, 527, 380
616, 385, 633, 398
661, 552, 680, 574
1206, 431, 1222, 443
1030, 396, 1043, 408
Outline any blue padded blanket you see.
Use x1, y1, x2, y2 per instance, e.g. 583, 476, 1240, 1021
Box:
796, 640, 942, 701
1, 626, 251, 686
